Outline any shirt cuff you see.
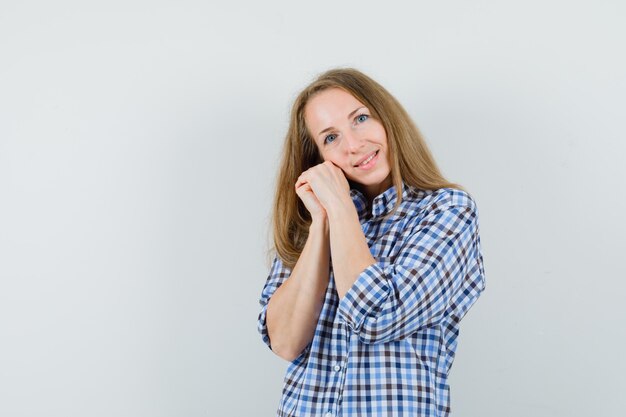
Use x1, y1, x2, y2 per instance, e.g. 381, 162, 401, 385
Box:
257, 304, 273, 351
337, 263, 390, 332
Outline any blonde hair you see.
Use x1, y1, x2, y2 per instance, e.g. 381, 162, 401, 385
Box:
269, 68, 464, 269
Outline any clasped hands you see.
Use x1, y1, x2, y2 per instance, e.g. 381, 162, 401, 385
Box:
295, 161, 353, 222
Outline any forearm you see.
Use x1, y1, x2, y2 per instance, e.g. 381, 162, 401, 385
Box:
266, 220, 330, 361
327, 201, 376, 299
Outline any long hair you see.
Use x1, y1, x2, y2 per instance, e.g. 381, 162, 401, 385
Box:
269, 68, 463, 269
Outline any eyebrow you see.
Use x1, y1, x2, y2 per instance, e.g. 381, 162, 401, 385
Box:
317, 106, 367, 137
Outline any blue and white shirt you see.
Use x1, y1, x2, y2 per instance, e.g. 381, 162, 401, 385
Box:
258, 183, 486, 416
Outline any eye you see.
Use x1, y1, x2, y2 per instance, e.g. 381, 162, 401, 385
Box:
355, 114, 369, 123
324, 133, 337, 145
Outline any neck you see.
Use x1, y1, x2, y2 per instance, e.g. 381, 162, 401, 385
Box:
354, 175, 393, 203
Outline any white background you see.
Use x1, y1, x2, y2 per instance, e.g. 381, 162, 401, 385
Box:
1, 1, 625, 416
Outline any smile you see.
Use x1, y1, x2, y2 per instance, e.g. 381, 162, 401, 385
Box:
354, 150, 379, 169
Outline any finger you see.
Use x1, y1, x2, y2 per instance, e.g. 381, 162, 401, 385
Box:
296, 169, 311, 183
295, 179, 313, 192
325, 160, 340, 170
326, 160, 342, 172
295, 178, 308, 189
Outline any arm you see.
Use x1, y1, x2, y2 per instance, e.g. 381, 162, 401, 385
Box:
332, 198, 486, 344
325, 198, 376, 299
292, 160, 377, 299
257, 219, 330, 361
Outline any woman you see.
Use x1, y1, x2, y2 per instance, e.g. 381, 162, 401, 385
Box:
257, 68, 486, 417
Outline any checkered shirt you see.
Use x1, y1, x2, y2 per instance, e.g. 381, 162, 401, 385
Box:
258, 183, 486, 416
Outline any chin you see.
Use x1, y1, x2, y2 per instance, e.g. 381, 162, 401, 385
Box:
350, 175, 391, 188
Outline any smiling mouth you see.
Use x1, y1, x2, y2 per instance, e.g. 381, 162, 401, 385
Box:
354, 150, 379, 167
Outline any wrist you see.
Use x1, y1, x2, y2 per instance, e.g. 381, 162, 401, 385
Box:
310, 217, 329, 234
326, 198, 358, 224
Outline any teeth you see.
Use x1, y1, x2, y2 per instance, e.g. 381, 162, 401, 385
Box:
360, 152, 376, 166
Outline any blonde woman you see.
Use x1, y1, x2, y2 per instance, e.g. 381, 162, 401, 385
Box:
257, 68, 486, 417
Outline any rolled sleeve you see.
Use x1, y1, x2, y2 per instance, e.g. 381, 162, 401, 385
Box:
337, 263, 390, 333
257, 254, 292, 351
257, 302, 272, 350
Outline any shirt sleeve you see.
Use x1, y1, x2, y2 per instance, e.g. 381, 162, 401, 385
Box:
257, 254, 293, 351
337, 199, 486, 344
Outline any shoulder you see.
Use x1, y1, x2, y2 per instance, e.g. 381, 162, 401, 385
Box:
405, 186, 477, 214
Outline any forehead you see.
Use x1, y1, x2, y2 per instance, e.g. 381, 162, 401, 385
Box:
304, 88, 365, 127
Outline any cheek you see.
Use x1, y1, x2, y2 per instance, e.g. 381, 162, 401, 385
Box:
320, 150, 335, 164
379, 131, 388, 146
326, 154, 347, 168
373, 123, 388, 144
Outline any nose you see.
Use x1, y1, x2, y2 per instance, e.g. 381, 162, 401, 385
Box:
343, 130, 365, 153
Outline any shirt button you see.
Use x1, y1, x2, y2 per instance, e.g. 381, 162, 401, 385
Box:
325, 412, 334, 417
333, 364, 342, 372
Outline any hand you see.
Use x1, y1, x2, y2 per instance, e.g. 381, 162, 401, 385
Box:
295, 179, 327, 223
295, 161, 351, 216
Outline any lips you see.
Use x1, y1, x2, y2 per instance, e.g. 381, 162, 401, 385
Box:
354, 150, 379, 167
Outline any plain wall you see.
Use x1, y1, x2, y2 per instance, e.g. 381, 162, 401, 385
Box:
1, 1, 624, 416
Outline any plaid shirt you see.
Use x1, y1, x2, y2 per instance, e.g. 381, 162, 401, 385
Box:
258, 183, 486, 416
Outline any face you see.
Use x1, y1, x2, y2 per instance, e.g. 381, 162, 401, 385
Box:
304, 88, 392, 200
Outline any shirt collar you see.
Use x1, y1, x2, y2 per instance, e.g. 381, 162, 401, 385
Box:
350, 181, 410, 220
